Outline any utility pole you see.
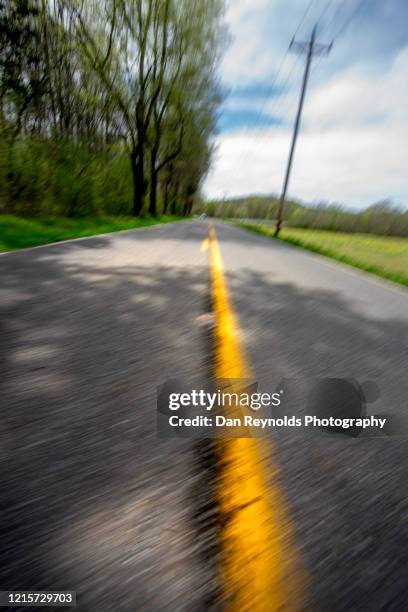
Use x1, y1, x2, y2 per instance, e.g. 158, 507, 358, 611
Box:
274, 25, 332, 237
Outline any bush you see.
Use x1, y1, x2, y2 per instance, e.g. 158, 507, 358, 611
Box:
0, 135, 133, 217
207, 196, 408, 237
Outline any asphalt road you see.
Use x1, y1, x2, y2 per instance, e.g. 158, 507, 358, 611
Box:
0, 222, 217, 611
215, 221, 408, 611
1, 219, 408, 611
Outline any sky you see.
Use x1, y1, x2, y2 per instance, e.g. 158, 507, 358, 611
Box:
203, 0, 408, 209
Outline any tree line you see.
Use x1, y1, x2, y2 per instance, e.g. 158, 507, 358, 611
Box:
0, 0, 225, 217
200, 197, 408, 237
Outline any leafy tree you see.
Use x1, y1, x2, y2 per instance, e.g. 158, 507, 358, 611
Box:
0, 0, 226, 217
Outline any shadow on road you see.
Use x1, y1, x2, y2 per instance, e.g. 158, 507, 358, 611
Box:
0, 236, 220, 610
1, 220, 407, 611
221, 264, 408, 611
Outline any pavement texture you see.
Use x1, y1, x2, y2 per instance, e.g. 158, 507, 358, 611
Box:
215, 221, 408, 611
1, 219, 408, 611
0, 221, 218, 611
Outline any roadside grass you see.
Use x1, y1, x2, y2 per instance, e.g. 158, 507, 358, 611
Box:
240, 223, 408, 287
0, 215, 182, 252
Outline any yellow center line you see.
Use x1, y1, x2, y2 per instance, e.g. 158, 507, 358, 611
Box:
207, 222, 308, 611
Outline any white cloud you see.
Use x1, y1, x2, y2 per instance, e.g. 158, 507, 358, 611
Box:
219, 0, 332, 86
303, 48, 408, 129
220, 0, 272, 83
206, 47, 408, 208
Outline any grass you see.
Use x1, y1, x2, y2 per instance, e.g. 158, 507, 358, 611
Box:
240, 223, 408, 287
0, 215, 182, 252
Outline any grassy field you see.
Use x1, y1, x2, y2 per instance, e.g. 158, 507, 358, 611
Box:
240, 223, 408, 287
0, 215, 181, 252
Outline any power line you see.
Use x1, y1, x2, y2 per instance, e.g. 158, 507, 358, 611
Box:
319, 0, 345, 38
224, 1, 320, 191
235, 0, 318, 137
245, 54, 292, 134
293, 0, 318, 39
223, 54, 304, 198
311, 0, 369, 75
250, 54, 304, 133
256, 0, 317, 111
275, 25, 332, 236
332, 0, 369, 40
315, 0, 336, 31
243, 0, 344, 139
272, 1, 368, 227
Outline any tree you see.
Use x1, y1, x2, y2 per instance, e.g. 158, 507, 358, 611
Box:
0, 0, 226, 218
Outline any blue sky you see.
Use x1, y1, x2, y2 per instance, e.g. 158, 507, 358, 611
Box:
204, 0, 408, 209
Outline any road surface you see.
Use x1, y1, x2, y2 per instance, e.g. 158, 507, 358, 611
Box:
215, 221, 408, 611
1, 219, 407, 610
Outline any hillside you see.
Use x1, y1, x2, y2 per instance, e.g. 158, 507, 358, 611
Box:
198, 196, 408, 237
